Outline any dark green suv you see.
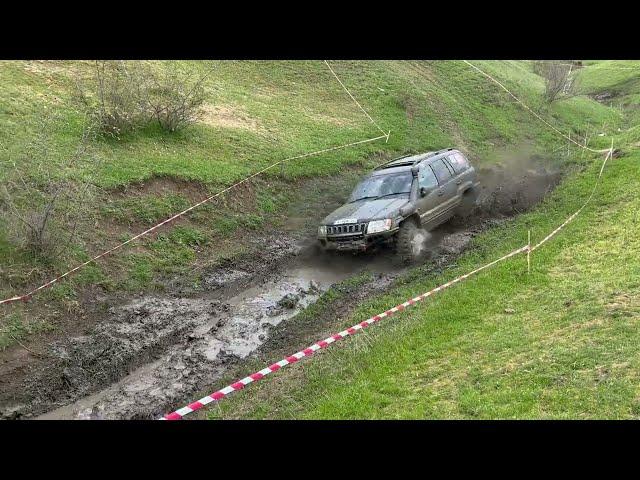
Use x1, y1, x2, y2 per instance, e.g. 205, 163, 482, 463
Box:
317, 148, 479, 261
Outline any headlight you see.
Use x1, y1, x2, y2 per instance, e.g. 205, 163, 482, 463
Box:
318, 225, 327, 236
367, 219, 392, 234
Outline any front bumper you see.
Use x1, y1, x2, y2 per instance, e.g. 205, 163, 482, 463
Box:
318, 228, 399, 252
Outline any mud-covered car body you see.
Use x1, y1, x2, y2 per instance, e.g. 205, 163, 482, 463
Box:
318, 148, 479, 253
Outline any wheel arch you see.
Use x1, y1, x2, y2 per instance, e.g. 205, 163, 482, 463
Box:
399, 213, 421, 228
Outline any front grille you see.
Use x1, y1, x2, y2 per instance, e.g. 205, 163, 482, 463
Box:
326, 222, 368, 236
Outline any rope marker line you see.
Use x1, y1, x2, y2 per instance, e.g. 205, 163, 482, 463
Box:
0, 134, 389, 306
324, 60, 390, 140
462, 60, 610, 154
2, 60, 393, 306
531, 141, 613, 252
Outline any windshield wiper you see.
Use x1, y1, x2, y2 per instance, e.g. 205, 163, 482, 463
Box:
350, 192, 409, 203
348, 195, 378, 203
375, 192, 409, 200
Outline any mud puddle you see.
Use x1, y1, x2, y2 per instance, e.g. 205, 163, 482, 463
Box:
38, 254, 401, 419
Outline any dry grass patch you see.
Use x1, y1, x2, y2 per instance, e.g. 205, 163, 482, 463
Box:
199, 103, 263, 132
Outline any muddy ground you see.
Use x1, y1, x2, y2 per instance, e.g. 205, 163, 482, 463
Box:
1, 154, 561, 420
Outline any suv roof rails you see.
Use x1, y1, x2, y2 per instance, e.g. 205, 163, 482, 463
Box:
433, 147, 455, 155
375, 151, 436, 170
374, 153, 414, 170
374, 148, 456, 171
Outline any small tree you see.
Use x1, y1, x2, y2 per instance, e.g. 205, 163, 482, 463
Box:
0, 114, 100, 261
533, 61, 580, 103
75, 61, 152, 137
75, 61, 212, 136
144, 63, 211, 132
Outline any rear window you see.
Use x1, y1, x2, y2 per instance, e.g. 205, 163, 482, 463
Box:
446, 153, 470, 174
430, 159, 453, 184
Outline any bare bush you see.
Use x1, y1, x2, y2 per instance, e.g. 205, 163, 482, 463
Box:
144, 64, 211, 132
533, 61, 581, 103
75, 61, 212, 136
532, 60, 548, 77
75, 61, 151, 137
0, 115, 100, 261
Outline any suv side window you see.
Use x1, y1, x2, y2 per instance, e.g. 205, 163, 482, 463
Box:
418, 164, 438, 190
430, 159, 453, 185
447, 153, 470, 174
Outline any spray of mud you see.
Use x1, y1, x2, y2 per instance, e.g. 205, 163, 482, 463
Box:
473, 148, 561, 218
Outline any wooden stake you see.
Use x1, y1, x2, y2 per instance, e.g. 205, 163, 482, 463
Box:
527, 230, 531, 274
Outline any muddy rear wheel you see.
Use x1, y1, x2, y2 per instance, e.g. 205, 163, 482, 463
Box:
456, 187, 479, 218
396, 219, 426, 263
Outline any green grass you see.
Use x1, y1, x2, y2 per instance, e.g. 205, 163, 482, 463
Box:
100, 194, 193, 226
576, 60, 640, 129
0, 312, 55, 350
1, 60, 638, 352
208, 146, 640, 419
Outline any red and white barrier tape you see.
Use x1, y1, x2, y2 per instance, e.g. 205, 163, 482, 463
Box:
161, 244, 529, 419
162, 138, 615, 420
0, 134, 389, 306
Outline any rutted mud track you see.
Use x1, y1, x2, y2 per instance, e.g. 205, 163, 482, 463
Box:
2, 155, 561, 420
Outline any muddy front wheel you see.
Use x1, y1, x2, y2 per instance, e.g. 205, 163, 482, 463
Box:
396, 219, 427, 263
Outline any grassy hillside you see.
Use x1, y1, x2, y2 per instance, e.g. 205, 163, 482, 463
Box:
0, 60, 633, 353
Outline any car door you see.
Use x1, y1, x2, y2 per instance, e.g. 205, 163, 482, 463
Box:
416, 163, 447, 228
428, 158, 458, 224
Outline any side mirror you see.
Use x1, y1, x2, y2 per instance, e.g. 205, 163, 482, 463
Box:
420, 186, 429, 197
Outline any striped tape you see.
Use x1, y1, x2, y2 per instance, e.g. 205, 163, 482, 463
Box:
162, 139, 614, 420
161, 244, 529, 419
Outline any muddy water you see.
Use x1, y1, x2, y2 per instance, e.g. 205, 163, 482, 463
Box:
25, 154, 562, 420
39, 254, 400, 419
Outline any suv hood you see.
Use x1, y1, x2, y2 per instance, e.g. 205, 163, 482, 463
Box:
322, 197, 409, 225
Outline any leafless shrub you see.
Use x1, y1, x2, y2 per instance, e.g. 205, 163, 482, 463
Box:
75, 61, 151, 137
533, 61, 581, 103
144, 64, 211, 132
74, 61, 212, 136
0, 114, 100, 261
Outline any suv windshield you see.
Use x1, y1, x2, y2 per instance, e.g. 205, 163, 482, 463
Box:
348, 171, 413, 202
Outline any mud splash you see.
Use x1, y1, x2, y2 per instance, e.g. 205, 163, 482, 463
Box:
476, 153, 561, 217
